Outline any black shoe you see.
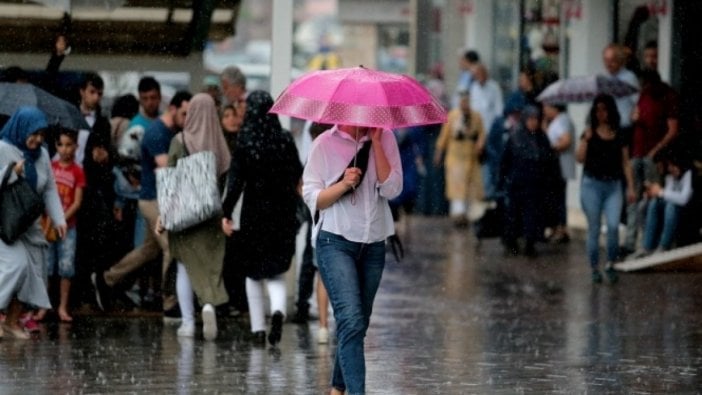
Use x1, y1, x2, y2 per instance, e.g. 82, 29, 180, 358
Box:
617, 246, 634, 261
290, 309, 309, 324
605, 265, 619, 284
592, 270, 603, 284
503, 240, 519, 256
163, 304, 182, 325
524, 244, 538, 259
91, 272, 111, 311
453, 217, 469, 228
268, 311, 284, 346
251, 331, 266, 345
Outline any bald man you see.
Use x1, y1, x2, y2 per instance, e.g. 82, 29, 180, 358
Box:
602, 44, 639, 131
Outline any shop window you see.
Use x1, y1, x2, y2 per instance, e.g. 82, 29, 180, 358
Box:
377, 25, 410, 73
522, 0, 562, 91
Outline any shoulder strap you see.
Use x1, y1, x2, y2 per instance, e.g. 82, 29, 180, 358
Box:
336, 140, 373, 197
314, 140, 373, 224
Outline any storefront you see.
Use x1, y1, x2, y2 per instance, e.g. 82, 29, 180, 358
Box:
459, 0, 570, 93
455, 0, 678, 93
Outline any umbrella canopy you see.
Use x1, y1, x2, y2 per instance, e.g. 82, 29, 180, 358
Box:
269, 66, 447, 129
0, 82, 89, 131
536, 75, 639, 104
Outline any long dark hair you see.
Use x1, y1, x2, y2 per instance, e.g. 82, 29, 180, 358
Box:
588, 93, 620, 130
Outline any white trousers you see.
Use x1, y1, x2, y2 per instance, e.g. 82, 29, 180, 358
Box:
176, 262, 195, 326
246, 275, 287, 333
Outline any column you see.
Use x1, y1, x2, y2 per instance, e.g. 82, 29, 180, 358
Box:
271, 0, 293, 129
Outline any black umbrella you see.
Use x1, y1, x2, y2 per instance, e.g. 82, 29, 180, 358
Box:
0, 82, 89, 131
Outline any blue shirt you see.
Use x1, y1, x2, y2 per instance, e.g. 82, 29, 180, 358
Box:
129, 113, 158, 131
139, 119, 172, 200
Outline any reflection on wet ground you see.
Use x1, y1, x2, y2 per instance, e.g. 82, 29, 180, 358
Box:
1, 216, 701, 393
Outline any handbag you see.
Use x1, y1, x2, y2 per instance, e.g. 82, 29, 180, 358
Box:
0, 162, 46, 244
156, 139, 222, 232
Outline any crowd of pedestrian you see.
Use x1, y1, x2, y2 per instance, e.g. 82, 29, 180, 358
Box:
428, 42, 697, 283
0, 31, 700, 394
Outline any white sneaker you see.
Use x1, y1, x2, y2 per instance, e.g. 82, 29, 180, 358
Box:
318, 327, 329, 344
177, 323, 195, 337
202, 304, 217, 341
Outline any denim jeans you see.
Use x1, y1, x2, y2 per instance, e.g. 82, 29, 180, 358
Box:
643, 197, 681, 251
316, 230, 386, 395
47, 226, 77, 278
625, 157, 658, 250
580, 176, 623, 268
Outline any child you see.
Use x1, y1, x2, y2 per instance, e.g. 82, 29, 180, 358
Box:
640, 153, 693, 255
76, 132, 119, 310
36, 128, 85, 322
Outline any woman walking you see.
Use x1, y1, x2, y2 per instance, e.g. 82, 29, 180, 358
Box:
0, 107, 66, 339
576, 94, 635, 283
221, 91, 302, 346
162, 93, 231, 340
500, 105, 560, 257
303, 122, 402, 394
434, 90, 485, 227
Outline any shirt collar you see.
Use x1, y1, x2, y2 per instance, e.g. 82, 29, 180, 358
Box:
330, 125, 372, 143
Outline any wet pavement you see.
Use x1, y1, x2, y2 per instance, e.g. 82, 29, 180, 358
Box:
2, 215, 702, 394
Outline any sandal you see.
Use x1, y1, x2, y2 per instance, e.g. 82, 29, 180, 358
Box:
2, 324, 30, 340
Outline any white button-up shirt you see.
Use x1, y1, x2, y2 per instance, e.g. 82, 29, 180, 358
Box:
302, 126, 403, 246
469, 79, 504, 133
610, 68, 639, 128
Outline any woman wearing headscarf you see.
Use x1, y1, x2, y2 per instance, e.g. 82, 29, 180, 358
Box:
434, 90, 486, 227
0, 107, 66, 339
75, 131, 119, 308
162, 93, 231, 341
221, 91, 303, 346
499, 105, 560, 258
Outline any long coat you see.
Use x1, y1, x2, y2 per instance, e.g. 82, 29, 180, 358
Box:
221, 114, 302, 280
166, 138, 229, 306
0, 141, 65, 310
436, 108, 485, 201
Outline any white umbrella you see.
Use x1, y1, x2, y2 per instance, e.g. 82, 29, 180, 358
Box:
536, 75, 639, 104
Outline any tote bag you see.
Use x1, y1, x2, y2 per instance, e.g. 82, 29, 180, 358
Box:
0, 163, 45, 244
156, 150, 222, 232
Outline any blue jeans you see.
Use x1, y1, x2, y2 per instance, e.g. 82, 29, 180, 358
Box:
316, 230, 386, 395
643, 198, 680, 251
625, 157, 658, 249
580, 176, 623, 268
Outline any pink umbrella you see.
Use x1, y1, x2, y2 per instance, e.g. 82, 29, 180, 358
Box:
269, 66, 447, 128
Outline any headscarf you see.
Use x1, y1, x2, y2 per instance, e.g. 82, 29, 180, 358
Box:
521, 105, 541, 122
237, 90, 284, 157
503, 91, 527, 116
83, 130, 116, 191
0, 106, 48, 189
180, 93, 231, 175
